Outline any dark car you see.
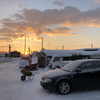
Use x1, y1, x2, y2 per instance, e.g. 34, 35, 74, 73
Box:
40, 59, 100, 94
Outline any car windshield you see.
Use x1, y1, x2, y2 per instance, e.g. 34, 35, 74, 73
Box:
61, 60, 82, 72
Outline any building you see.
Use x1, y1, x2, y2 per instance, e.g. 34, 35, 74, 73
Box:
0, 52, 6, 57
37, 48, 100, 67
11, 51, 20, 57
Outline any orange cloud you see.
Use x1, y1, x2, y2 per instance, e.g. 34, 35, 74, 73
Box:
0, 6, 100, 42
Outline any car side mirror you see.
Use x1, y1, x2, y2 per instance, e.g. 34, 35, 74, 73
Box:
76, 68, 82, 73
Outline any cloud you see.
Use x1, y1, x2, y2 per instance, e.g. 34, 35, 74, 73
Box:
0, 0, 14, 1
0, 6, 100, 42
0, 0, 19, 2
42, 27, 75, 36
15, 5, 22, 10
0, 0, 32, 5
0, 0, 29, 2
53, 0, 65, 6
94, 0, 100, 4
0, 27, 20, 42
53, 0, 69, 6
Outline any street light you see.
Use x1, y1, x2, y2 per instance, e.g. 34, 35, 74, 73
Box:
22, 35, 26, 54
41, 37, 43, 49
40, 37, 43, 50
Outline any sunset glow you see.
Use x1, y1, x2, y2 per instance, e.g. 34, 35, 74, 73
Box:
0, 0, 100, 54
25, 52, 28, 55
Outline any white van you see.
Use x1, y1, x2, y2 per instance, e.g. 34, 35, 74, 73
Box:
48, 55, 71, 69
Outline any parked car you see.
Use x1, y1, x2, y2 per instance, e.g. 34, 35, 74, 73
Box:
40, 59, 100, 94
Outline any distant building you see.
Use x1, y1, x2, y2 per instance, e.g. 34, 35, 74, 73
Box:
0, 52, 6, 57
11, 51, 20, 57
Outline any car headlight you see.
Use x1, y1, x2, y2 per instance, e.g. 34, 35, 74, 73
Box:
42, 77, 52, 83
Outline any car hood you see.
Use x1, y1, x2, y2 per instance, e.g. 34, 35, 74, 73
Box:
42, 69, 70, 78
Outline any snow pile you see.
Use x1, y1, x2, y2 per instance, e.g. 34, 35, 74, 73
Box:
19, 59, 30, 68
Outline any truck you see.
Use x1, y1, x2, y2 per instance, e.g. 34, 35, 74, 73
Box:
48, 55, 72, 69
48, 54, 87, 69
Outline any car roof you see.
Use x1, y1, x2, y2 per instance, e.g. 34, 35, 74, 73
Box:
62, 59, 100, 72
74, 59, 100, 63
72, 59, 100, 66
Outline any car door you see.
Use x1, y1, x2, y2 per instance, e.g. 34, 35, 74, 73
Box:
92, 61, 100, 86
52, 57, 62, 68
72, 61, 95, 88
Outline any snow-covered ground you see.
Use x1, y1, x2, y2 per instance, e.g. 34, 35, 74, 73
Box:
0, 57, 100, 100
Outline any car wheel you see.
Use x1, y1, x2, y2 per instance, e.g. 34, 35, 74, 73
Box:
55, 66, 60, 69
57, 80, 71, 94
21, 76, 26, 81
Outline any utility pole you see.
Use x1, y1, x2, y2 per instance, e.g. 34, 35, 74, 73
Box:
22, 35, 26, 54
28, 47, 30, 55
9, 44, 11, 58
41, 37, 43, 49
39, 37, 43, 50
62, 46, 64, 50
91, 44, 93, 48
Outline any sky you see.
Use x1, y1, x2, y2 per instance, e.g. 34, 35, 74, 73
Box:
0, 0, 100, 54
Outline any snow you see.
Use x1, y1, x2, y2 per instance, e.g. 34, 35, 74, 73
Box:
41, 48, 100, 57
0, 57, 100, 100
19, 59, 30, 68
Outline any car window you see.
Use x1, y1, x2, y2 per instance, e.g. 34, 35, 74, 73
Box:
93, 61, 100, 70
53, 57, 60, 62
78, 62, 94, 72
